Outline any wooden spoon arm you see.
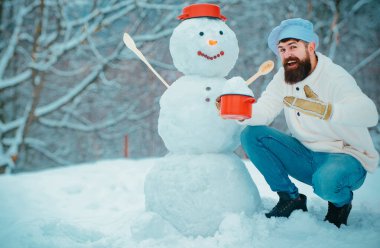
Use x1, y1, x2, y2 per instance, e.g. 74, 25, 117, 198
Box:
140, 57, 170, 88
246, 73, 261, 85
123, 33, 169, 88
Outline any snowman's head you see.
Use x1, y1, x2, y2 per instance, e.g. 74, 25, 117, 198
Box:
170, 18, 239, 77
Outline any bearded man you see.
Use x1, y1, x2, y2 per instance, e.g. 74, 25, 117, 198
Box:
239, 18, 379, 227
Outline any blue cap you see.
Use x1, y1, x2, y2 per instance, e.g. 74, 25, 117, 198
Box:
267, 18, 319, 55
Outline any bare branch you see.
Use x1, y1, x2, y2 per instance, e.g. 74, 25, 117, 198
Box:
350, 48, 380, 75
0, 70, 32, 89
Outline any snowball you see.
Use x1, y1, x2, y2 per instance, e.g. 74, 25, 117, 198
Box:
170, 18, 239, 77
158, 75, 242, 153
222, 76, 254, 96
144, 153, 261, 237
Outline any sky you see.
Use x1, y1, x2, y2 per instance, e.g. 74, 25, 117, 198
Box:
0, 158, 379, 248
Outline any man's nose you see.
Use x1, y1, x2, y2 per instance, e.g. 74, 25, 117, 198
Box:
282, 50, 292, 59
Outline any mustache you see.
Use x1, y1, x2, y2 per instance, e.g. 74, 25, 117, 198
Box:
283, 57, 301, 66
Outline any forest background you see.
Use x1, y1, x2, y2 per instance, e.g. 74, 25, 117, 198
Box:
1, 0, 379, 173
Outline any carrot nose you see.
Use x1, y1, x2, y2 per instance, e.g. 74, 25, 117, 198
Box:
208, 40, 218, 46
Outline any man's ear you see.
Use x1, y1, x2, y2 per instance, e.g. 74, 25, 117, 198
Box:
308, 42, 316, 53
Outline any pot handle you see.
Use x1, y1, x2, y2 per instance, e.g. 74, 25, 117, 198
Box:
244, 98, 256, 104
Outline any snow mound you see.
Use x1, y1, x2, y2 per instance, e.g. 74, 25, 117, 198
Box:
0, 158, 379, 247
222, 76, 254, 96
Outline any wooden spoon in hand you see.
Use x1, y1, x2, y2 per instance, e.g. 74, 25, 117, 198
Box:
246, 60, 274, 85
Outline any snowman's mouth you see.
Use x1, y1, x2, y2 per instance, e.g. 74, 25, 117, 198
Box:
197, 50, 224, 60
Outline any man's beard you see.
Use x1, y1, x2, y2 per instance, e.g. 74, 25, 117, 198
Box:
283, 54, 311, 85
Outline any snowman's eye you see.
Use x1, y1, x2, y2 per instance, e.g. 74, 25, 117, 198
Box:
199, 32, 204, 36
219, 30, 223, 35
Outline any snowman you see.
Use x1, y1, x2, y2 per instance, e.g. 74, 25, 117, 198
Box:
141, 4, 261, 237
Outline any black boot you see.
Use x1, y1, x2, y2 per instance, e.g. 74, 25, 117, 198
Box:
324, 201, 352, 228
265, 192, 308, 218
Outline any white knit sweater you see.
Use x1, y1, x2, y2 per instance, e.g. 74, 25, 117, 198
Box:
242, 53, 379, 172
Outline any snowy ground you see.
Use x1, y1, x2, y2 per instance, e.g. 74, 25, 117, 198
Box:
0, 158, 379, 248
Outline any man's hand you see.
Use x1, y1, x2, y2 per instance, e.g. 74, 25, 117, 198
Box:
215, 96, 221, 111
283, 85, 333, 120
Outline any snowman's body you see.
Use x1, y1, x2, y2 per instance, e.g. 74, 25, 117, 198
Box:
158, 75, 240, 153
143, 14, 261, 237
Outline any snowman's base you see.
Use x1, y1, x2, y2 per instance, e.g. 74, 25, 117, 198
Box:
144, 153, 261, 237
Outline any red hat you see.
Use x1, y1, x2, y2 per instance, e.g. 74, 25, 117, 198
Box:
177, 3, 227, 21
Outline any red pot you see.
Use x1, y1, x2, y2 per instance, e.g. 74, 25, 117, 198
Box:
219, 94, 256, 120
177, 4, 227, 21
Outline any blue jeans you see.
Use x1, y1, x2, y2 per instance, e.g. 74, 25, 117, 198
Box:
241, 125, 367, 207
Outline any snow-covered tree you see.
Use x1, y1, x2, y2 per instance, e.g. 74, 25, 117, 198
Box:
0, 0, 179, 172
